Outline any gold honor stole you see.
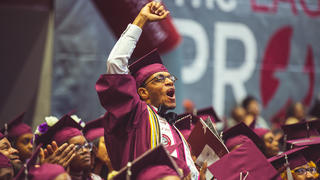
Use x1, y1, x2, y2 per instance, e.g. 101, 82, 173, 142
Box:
147, 105, 160, 149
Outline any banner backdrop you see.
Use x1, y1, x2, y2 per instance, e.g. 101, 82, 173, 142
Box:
166, 0, 320, 126
53, 0, 320, 126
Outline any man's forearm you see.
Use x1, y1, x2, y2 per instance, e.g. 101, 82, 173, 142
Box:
106, 24, 142, 74
105, 1, 169, 74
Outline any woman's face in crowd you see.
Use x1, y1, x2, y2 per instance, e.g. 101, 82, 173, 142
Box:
263, 132, 279, 157
292, 164, 318, 180
15, 133, 33, 161
67, 135, 91, 171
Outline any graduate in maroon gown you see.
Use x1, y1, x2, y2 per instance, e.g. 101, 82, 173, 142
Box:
34, 114, 101, 180
95, 1, 202, 179
84, 117, 113, 179
0, 132, 22, 177
0, 112, 33, 163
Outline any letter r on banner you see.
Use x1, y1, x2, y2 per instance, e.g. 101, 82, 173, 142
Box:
213, 22, 257, 116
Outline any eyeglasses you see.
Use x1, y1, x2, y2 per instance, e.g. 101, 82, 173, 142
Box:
293, 167, 317, 175
74, 142, 93, 152
142, 74, 177, 87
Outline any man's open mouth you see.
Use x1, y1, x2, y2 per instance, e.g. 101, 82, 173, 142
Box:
166, 88, 175, 98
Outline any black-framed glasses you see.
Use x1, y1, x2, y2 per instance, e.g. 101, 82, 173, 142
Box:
74, 142, 93, 152
294, 167, 317, 175
142, 74, 177, 87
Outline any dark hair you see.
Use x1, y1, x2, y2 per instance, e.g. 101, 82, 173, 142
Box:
309, 98, 320, 118
242, 96, 256, 110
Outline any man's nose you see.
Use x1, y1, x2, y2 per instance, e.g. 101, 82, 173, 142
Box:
10, 147, 19, 155
165, 77, 174, 86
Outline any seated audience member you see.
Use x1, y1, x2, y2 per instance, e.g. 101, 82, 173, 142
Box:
269, 147, 319, 180
0, 132, 22, 176
83, 117, 113, 179
0, 112, 33, 163
183, 99, 195, 114
254, 128, 280, 158
242, 95, 269, 129
0, 152, 14, 180
227, 105, 246, 128
34, 114, 101, 180
309, 96, 320, 119
285, 102, 306, 124
281, 119, 320, 141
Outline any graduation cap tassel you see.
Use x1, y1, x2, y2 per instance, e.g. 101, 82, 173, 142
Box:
285, 154, 294, 180
126, 162, 132, 180
239, 171, 249, 180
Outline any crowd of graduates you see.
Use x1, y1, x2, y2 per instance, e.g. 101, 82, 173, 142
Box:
1, 1, 320, 180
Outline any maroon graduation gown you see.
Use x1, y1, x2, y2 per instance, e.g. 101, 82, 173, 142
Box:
96, 74, 186, 171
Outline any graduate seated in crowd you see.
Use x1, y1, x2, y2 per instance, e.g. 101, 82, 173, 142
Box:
284, 102, 306, 125
34, 114, 101, 180
0, 112, 33, 175
254, 128, 280, 158
242, 95, 269, 129
95, 1, 205, 179
83, 117, 114, 179
226, 105, 247, 129
0, 132, 22, 177
269, 147, 319, 180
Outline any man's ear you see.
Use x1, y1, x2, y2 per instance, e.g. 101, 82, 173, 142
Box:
138, 87, 149, 101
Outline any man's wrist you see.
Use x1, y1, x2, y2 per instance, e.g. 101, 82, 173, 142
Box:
132, 13, 148, 29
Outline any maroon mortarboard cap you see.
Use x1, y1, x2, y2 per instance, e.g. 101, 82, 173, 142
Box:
225, 135, 251, 150
14, 144, 42, 180
0, 152, 12, 168
195, 106, 221, 123
222, 122, 265, 150
286, 137, 320, 148
113, 144, 183, 180
253, 128, 270, 138
268, 146, 308, 170
209, 139, 281, 180
174, 114, 199, 139
286, 137, 320, 162
0, 112, 32, 138
28, 163, 66, 180
35, 114, 83, 147
282, 119, 320, 140
128, 48, 168, 88
83, 116, 104, 142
